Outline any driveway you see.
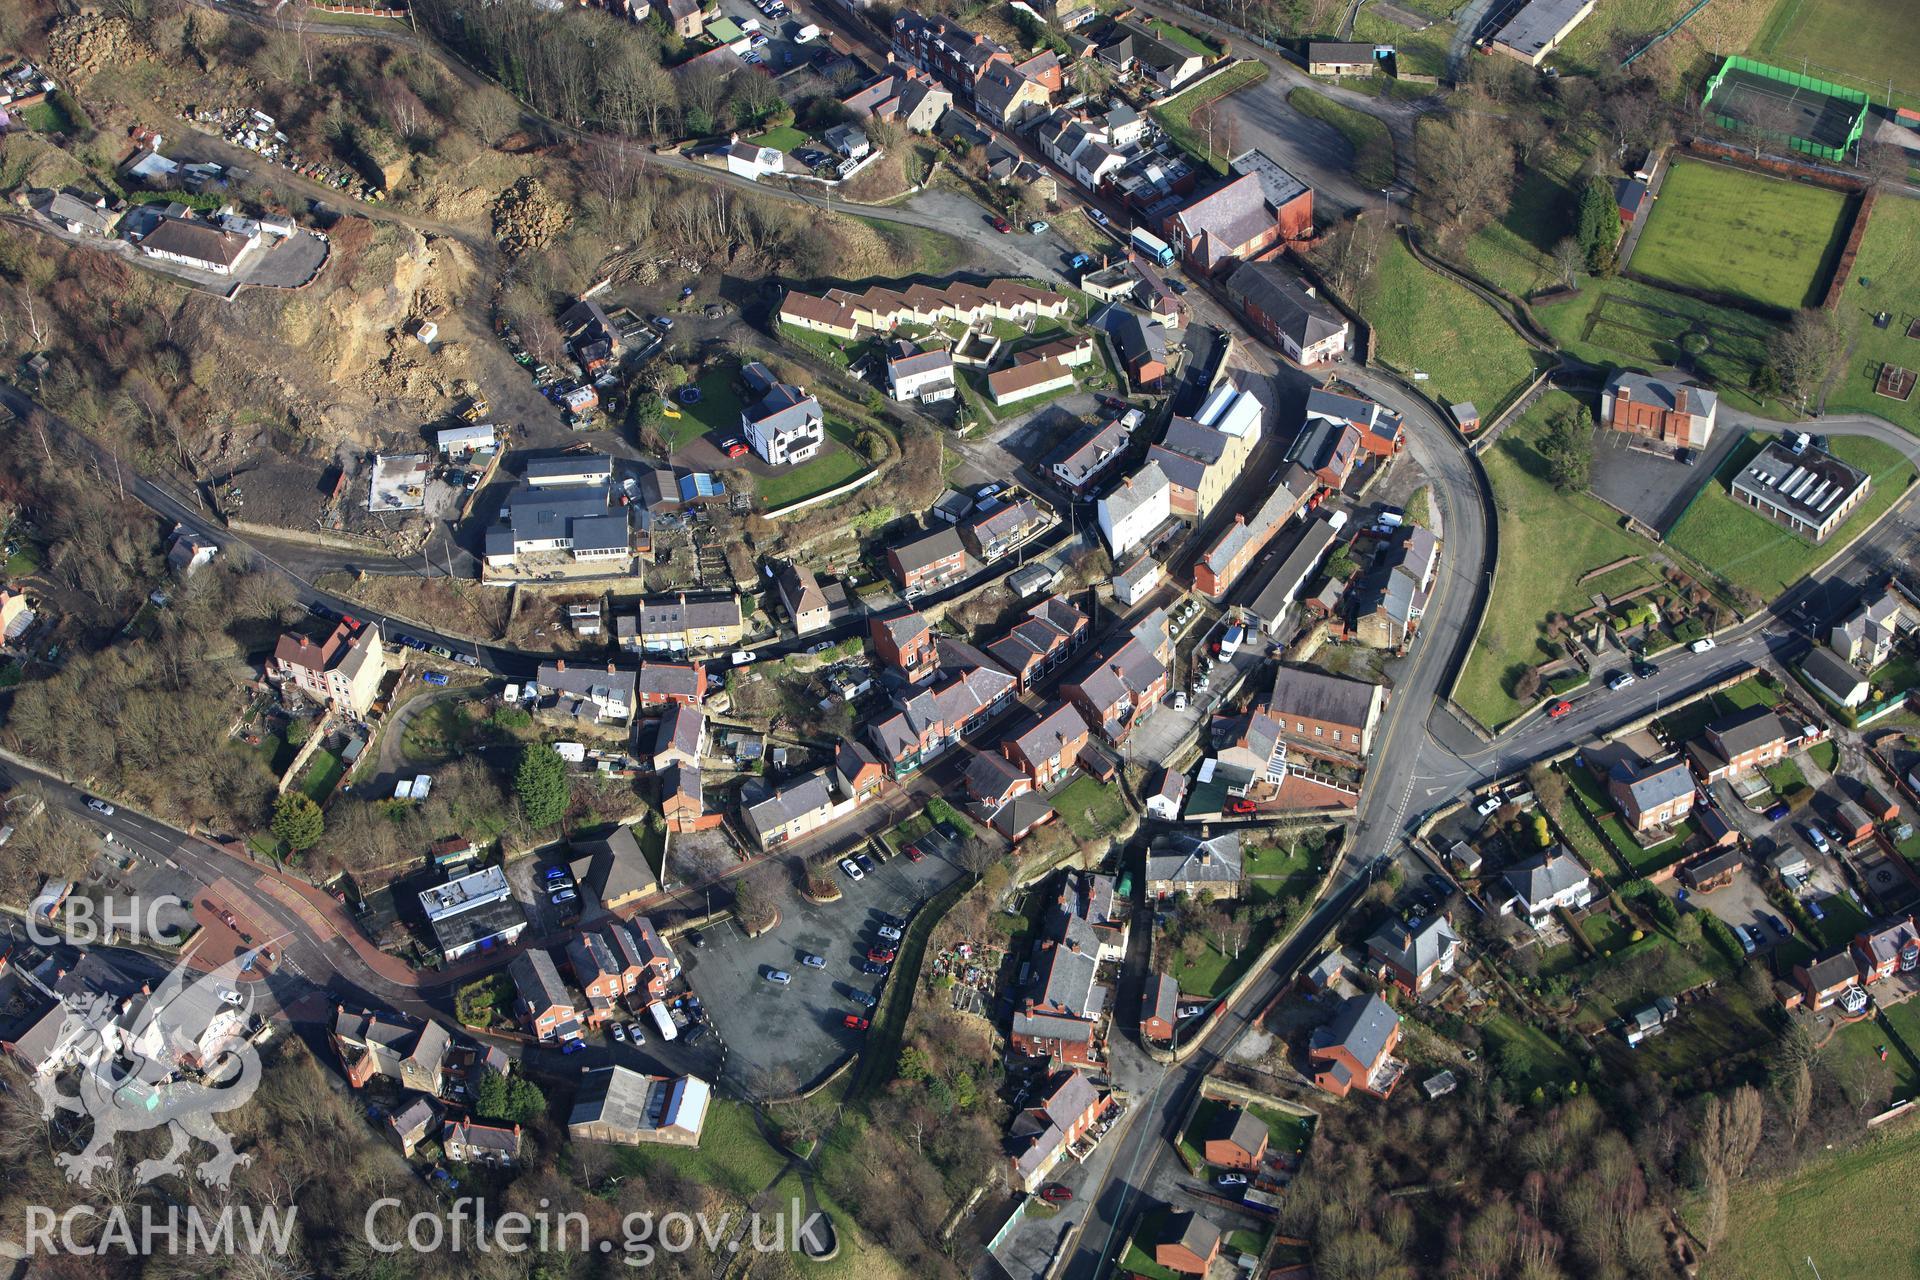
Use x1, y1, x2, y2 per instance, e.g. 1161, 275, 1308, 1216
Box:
682, 840, 967, 1095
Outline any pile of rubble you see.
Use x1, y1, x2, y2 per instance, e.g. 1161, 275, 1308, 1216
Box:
44, 15, 149, 82
180, 104, 388, 203
488, 176, 569, 257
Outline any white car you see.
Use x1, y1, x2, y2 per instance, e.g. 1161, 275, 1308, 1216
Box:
876, 925, 903, 941
841, 858, 865, 881
1173, 691, 1188, 710
1608, 671, 1636, 690
217, 989, 243, 1006
611, 1022, 626, 1042
731, 651, 757, 666
1691, 637, 1716, 653
1475, 795, 1502, 817
85, 798, 115, 816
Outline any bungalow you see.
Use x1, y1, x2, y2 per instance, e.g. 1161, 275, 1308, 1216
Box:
779, 275, 1070, 342
988, 355, 1075, 406
1145, 829, 1241, 901
1309, 992, 1403, 1099
1504, 851, 1593, 927
1366, 914, 1460, 995
1679, 847, 1745, 892
1203, 1107, 1269, 1171
1306, 41, 1379, 76
1802, 644, 1871, 709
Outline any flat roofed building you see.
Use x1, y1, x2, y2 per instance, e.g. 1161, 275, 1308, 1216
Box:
1488, 0, 1598, 65
1729, 440, 1870, 543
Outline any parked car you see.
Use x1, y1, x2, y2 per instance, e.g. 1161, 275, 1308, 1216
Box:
991, 216, 1014, 233
1764, 802, 1790, 821
687, 929, 706, 948
840, 858, 865, 881
1765, 912, 1791, 939
867, 946, 897, 964
1425, 873, 1455, 897
1167, 278, 1188, 295
85, 798, 115, 816
855, 853, 876, 874
905, 844, 925, 862
1038, 1185, 1074, 1204
1607, 670, 1636, 690
653, 315, 675, 329
1807, 898, 1827, 922
1804, 824, 1830, 854
730, 650, 756, 665
1229, 798, 1256, 815
876, 925, 902, 941
764, 969, 793, 985
1736, 926, 1757, 955
1173, 691, 1189, 710
1632, 659, 1660, 678
550, 887, 578, 905
1086, 208, 1109, 227
611, 1022, 626, 1042
861, 960, 890, 976
849, 989, 877, 1009
802, 953, 826, 968
843, 1015, 870, 1031
561, 1038, 587, 1055
877, 912, 906, 929
1216, 1173, 1248, 1188
1691, 637, 1716, 653
1028, 220, 1049, 233
1475, 795, 1503, 817
722, 438, 749, 459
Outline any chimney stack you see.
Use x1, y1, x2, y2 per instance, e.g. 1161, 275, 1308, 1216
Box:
556, 659, 566, 671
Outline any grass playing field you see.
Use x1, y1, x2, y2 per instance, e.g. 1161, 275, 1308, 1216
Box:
1697, 1121, 1920, 1278
1664, 432, 1916, 600
1827, 195, 1920, 438
1628, 158, 1852, 313
1755, 0, 1920, 112
1452, 390, 1663, 730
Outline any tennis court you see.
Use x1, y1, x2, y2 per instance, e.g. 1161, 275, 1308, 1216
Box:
1708, 66, 1861, 154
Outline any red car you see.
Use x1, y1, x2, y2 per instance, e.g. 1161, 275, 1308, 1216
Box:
867, 946, 897, 964
843, 1015, 870, 1031
1038, 1185, 1073, 1204
1229, 798, 1256, 815
905, 844, 925, 862
1547, 699, 1573, 719
722, 438, 749, 459
990, 216, 1014, 234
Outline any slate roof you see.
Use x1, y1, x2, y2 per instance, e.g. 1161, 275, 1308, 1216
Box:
636, 663, 702, 699
745, 771, 834, 834
1227, 261, 1346, 347
1208, 1105, 1268, 1156
1367, 914, 1458, 978
537, 661, 637, 705
966, 749, 1030, 800
1705, 706, 1790, 759
1504, 852, 1590, 907
1803, 950, 1860, 990
1100, 461, 1171, 525
1144, 971, 1178, 1027
1145, 830, 1241, 884
892, 524, 967, 575
1606, 370, 1717, 420
1268, 664, 1379, 733
1608, 757, 1694, 814
655, 703, 705, 762
509, 949, 573, 1014
1310, 991, 1398, 1069
1009, 701, 1091, 764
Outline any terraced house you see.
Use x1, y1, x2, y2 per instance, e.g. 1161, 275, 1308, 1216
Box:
1002, 701, 1093, 789
1224, 261, 1349, 366
892, 12, 1012, 99
869, 639, 1019, 776
780, 276, 1071, 342
1050, 412, 1137, 493
1063, 609, 1173, 742
1146, 380, 1263, 522
839, 65, 953, 131
871, 609, 940, 682
620, 594, 744, 655
1192, 463, 1315, 598
987, 594, 1090, 691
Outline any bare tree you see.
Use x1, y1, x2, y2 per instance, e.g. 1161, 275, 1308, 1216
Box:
1551, 237, 1585, 289
1769, 308, 1848, 409
1417, 113, 1515, 250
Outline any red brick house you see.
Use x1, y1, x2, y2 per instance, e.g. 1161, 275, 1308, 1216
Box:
1153, 1213, 1222, 1276
1601, 371, 1718, 450
1002, 701, 1091, 789
871, 611, 938, 682
1308, 993, 1402, 1099
1167, 151, 1313, 277
635, 662, 706, 707
964, 749, 1032, 808
509, 949, 579, 1042
887, 524, 968, 594
986, 594, 1089, 691
1202, 1106, 1269, 1171
1689, 707, 1790, 783
1854, 916, 1920, 984
566, 932, 625, 1006
1141, 972, 1178, 1041
1006, 1069, 1114, 1192
1795, 952, 1863, 1011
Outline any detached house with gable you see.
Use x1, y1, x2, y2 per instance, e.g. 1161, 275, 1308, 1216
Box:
739, 362, 824, 467
1601, 371, 1718, 450
270, 622, 390, 718
1167, 150, 1313, 276
1145, 829, 1242, 901
1309, 992, 1404, 1099
1366, 914, 1460, 995
1688, 706, 1792, 783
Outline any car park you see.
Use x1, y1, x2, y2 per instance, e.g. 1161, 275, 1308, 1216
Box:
856, 854, 876, 875
840, 858, 864, 881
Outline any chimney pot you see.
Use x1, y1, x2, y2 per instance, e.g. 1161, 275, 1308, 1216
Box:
556, 659, 567, 670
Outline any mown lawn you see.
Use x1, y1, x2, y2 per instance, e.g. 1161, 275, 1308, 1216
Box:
1140, 16, 1219, 57
1696, 1122, 1920, 1278
1753, 0, 1920, 111
1665, 432, 1916, 600
1537, 274, 1789, 418
298, 749, 345, 804
1287, 87, 1395, 189
755, 422, 871, 511
1349, 7, 1452, 77
1454, 391, 1662, 729
1479, 1010, 1581, 1093
1629, 158, 1851, 313
1827, 195, 1920, 438
747, 124, 808, 152
1356, 234, 1541, 416
668, 364, 747, 450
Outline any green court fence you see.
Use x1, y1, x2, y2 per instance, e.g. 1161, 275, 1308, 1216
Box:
1702, 55, 1870, 163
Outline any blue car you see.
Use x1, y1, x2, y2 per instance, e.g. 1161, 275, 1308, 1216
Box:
561, 1038, 586, 1055
422, 671, 450, 686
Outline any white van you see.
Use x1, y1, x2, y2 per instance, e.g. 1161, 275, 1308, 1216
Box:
795, 22, 820, 41
649, 1000, 679, 1042
1691, 637, 1716, 654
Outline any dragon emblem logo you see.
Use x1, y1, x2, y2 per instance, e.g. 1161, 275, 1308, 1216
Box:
35, 942, 273, 1188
